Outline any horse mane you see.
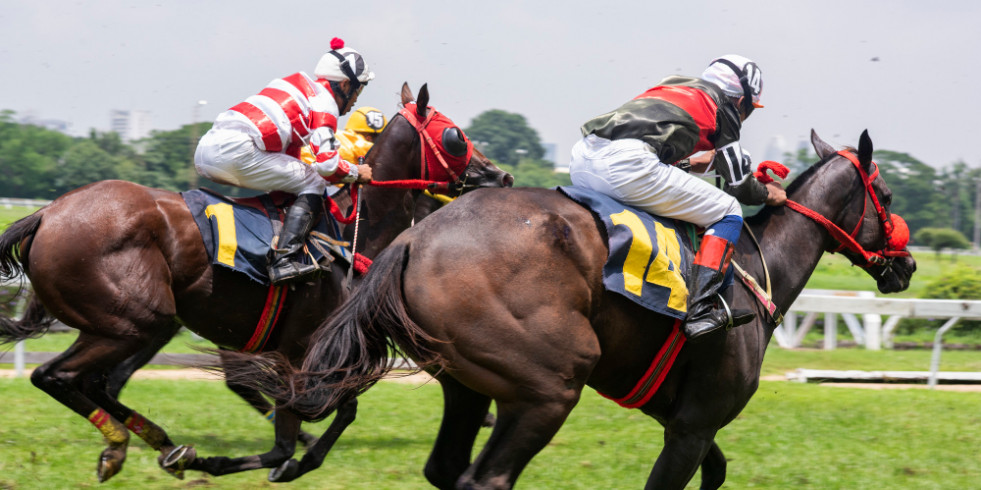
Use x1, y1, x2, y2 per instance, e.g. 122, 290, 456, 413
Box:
746, 147, 855, 225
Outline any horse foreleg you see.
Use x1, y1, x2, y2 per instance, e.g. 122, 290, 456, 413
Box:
699, 441, 727, 490
218, 349, 319, 448
267, 397, 358, 482
646, 423, 719, 490
424, 374, 493, 489
186, 404, 299, 476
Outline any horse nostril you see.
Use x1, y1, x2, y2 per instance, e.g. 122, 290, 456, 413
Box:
502, 173, 515, 188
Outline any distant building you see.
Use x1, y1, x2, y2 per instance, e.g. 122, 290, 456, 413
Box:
763, 135, 787, 162
19, 112, 71, 134
543, 142, 569, 173
110, 109, 152, 141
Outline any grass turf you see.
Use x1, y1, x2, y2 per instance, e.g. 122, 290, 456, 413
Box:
0, 376, 979, 489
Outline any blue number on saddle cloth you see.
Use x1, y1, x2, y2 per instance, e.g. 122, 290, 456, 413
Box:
181, 189, 346, 285
557, 186, 694, 320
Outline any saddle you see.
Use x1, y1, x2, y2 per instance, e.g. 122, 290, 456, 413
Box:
181, 189, 352, 285
557, 186, 699, 320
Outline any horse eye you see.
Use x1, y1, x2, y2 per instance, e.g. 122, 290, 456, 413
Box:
442, 127, 468, 157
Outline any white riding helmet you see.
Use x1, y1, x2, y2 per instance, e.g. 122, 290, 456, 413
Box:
702, 54, 763, 112
314, 38, 375, 84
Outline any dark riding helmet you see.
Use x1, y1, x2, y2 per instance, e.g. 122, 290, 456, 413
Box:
702, 55, 763, 118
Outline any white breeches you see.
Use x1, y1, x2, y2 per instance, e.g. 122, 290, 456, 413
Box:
569, 134, 741, 228
194, 128, 327, 196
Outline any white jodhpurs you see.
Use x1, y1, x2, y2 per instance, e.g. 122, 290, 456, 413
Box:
569, 134, 741, 228
194, 128, 327, 196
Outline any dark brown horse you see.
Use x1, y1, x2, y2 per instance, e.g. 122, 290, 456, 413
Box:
241, 130, 916, 489
0, 83, 512, 483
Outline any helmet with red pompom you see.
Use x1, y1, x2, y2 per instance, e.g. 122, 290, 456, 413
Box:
314, 37, 374, 84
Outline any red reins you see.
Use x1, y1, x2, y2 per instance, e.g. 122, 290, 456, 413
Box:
758, 151, 910, 268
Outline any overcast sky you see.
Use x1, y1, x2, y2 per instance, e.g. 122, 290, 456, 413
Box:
2, 1, 978, 172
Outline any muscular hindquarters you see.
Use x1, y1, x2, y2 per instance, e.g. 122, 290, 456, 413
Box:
400, 188, 607, 402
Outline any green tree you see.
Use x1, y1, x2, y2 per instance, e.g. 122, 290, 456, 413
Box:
48, 140, 130, 196
498, 159, 572, 188
874, 150, 945, 235
0, 113, 74, 198
913, 227, 970, 260
465, 110, 545, 167
139, 123, 210, 191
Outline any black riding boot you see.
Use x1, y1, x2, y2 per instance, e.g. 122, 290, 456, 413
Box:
268, 193, 324, 285
683, 239, 755, 341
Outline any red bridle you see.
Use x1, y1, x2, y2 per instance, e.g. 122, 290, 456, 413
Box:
757, 151, 910, 268
326, 104, 475, 225
398, 103, 474, 193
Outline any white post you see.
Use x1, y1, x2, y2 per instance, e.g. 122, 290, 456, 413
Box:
823, 312, 837, 350
14, 340, 25, 377
928, 317, 960, 389
881, 315, 904, 349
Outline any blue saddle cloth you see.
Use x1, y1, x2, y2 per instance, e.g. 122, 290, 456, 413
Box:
182, 189, 349, 285
557, 186, 695, 320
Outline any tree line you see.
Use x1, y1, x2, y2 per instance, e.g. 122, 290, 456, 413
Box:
2, 108, 979, 248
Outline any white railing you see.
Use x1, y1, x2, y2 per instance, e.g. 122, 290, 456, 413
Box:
779, 290, 981, 388
0, 198, 50, 209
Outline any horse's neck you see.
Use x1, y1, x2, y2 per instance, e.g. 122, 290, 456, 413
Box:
356, 186, 415, 259
744, 209, 830, 318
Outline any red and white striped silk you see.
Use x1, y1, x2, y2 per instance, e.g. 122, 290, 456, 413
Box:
214, 71, 352, 182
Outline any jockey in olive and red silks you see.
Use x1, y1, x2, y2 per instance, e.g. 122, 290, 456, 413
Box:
569, 54, 788, 342
194, 37, 375, 285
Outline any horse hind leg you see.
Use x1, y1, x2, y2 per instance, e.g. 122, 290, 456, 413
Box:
423, 374, 493, 489
30, 334, 144, 482
104, 321, 181, 398
459, 388, 582, 489
699, 441, 727, 490
81, 365, 195, 480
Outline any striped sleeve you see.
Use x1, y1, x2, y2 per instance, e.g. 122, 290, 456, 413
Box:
716, 142, 768, 205
309, 126, 357, 183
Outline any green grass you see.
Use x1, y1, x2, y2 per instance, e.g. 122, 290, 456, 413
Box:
0, 375, 979, 489
0, 206, 40, 229
808, 250, 981, 299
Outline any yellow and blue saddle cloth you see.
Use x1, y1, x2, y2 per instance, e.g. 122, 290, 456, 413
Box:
182, 189, 350, 285
557, 186, 695, 320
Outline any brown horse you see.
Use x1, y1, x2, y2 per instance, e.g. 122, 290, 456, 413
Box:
0, 83, 512, 483
239, 130, 916, 489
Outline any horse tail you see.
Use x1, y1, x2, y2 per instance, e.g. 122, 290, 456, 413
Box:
0, 212, 41, 281
223, 241, 443, 422
0, 212, 55, 344
0, 293, 54, 345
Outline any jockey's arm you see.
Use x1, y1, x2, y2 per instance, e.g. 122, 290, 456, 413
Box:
308, 126, 359, 184
714, 141, 770, 206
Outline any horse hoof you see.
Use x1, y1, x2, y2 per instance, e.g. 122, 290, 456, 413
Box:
159, 445, 196, 479
268, 459, 299, 482
96, 452, 123, 483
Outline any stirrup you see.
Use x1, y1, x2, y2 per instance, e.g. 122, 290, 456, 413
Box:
718, 294, 755, 328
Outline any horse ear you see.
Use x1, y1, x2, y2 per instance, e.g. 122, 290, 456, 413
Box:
401, 82, 415, 105
857, 129, 874, 172
810, 129, 837, 160
416, 84, 430, 117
